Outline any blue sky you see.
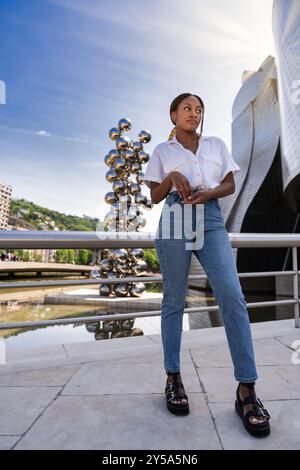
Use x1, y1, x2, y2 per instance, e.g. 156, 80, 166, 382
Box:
0, 0, 274, 230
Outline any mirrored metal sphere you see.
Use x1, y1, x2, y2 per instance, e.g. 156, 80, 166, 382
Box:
95, 329, 109, 340
129, 248, 144, 262
129, 183, 141, 195
115, 283, 129, 297
115, 262, 129, 274
127, 207, 139, 221
131, 260, 148, 276
109, 127, 121, 141
118, 170, 130, 180
112, 180, 126, 194
107, 250, 118, 261
114, 248, 128, 263
132, 141, 143, 152
136, 172, 144, 184
104, 211, 117, 226
137, 151, 149, 164
105, 169, 118, 183
104, 192, 118, 204
118, 118, 132, 132
116, 136, 131, 151
89, 268, 100, 279
129, 282, 146, 297
114, 157, 126, 171
135, 193, 147, 204
129, 328, 144, 336
138, 130, 151, 143
118, 194, 132, 206
99, 284, 112, 296
111, 330, 126, 339
123, 149, 135, 163
86, 322, 100, 333
107, 270, 118, 278
99, 259, 113, 273
130, 162, 142, 174
105, 149, 119, 166
119, 319, 134, 330
102, 320, 119, 332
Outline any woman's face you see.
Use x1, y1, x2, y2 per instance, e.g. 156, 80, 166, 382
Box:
171, 95, 202, 132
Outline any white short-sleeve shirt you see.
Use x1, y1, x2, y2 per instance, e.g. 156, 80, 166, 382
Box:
144, 134, 240, 193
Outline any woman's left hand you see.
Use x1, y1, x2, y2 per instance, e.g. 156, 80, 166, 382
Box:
182, 189, 212, 205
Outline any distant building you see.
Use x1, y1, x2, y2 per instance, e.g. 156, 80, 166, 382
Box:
0, 179, 12, 230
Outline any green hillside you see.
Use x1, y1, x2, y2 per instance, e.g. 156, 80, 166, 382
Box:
10, 198, 99, 231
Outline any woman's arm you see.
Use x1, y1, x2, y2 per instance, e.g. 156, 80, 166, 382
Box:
183, 172, 235, 205
149, 175, 173, 204
149, 171, 192, 204
207, 171, 235, 199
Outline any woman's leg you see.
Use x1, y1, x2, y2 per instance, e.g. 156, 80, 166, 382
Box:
155, 238, 192, 374
192, 227, 258, 382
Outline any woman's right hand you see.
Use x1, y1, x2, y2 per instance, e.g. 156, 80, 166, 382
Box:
169, 171, 192, 202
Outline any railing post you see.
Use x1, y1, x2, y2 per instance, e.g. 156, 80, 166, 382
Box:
292, 246, 299, 328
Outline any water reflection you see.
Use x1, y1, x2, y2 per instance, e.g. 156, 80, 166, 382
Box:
85, 318, 143, 340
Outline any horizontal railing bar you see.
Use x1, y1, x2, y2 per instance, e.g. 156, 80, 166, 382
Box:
0, 299, 297, 331
0, 271, 299, 290
0, 230, 300, 249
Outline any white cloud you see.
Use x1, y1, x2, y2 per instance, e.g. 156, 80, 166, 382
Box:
36, 130, 51, 136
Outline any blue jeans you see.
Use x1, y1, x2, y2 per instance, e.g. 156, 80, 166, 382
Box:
154, 190, 258, 383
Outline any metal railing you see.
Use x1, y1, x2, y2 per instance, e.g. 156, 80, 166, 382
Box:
0, 230, 299, 329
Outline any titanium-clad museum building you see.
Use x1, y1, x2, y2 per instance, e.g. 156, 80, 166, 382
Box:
188, 0, 300, 327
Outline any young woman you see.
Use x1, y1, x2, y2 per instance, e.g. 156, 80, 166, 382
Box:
144, 93, 271, 437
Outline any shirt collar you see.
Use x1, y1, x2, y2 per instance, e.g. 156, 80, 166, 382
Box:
166, 134, 207, 145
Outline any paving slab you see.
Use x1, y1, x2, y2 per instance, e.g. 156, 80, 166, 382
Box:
15, 393, 221, 450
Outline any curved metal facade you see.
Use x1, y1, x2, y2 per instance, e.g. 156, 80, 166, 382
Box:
216, 48, 299, 276
273, 0, 300, 213
187, 4, 300, 328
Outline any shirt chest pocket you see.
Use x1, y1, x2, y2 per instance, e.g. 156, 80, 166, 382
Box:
161, 154, 188, 175
201, 153, 223, 184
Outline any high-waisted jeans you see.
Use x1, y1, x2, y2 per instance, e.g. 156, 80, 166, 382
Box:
154, 190, 258, 383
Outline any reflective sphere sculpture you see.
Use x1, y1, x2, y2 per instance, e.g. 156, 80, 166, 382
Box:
132, 141, 143, 152
115, 283, 129, 297
129, 282, 146, 297
138, 130, 151, 143
118, 118, 132, 132
137, 151, 149, 164
109, 127, 121, 141
116, 136, 131, 151
100, 117, 153, 302
129, 248, 144, 262
99, 284, 112, 296
105, 169, 118, 183
104, 192, 118, 205
99, 259, 113, 273
86, 322, 100, 333
114, 248, 129, 263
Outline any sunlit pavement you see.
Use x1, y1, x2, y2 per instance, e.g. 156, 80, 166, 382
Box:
0, 318, 299, 450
